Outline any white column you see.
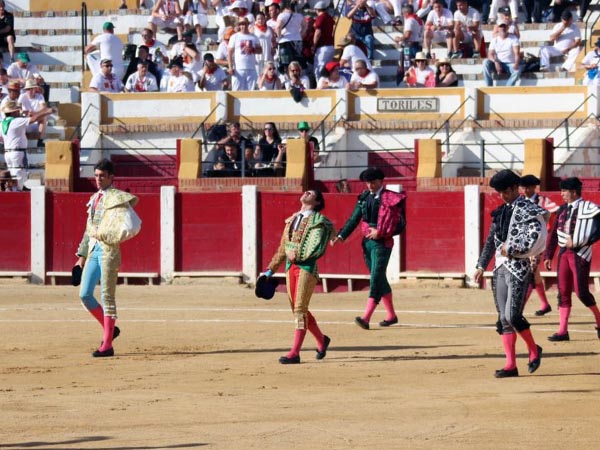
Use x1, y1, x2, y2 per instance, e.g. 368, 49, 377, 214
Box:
335, 88, 348, 122
215, 90, 228, 122
386, 184, 403, 283
160, 186, 176, 284
30, 186, 45, 285
80, 92, 103, 177
242, 185, 258, 284
464, 185, 481, 287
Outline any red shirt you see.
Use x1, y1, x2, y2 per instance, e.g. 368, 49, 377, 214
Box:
314, 12, 335, 48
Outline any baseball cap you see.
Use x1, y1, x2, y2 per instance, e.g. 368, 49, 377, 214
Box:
297, 121, 310, 131
103, 21, 115, 30
16, 52, 30, 63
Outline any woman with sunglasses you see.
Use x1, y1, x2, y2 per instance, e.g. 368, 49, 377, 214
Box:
256, 122, 282, 164
258, 61, 283, 90
403, 51, 435, 87
435, 57, 458, 87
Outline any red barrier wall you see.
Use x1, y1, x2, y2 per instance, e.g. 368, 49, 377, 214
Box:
0, 192, 30, 271
176, 193, 243, 271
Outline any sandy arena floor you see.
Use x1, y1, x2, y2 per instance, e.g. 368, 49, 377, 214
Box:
1, 280, 599, 449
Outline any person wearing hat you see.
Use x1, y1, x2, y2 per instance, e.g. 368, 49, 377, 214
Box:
434, 57, 458, 86
122, 44, 161, 86
227, 16, 262, 91
149, 0, 184, 43
543, 177, 600, 342
453, 0, 483, 59
519, 175, 559, 316
89, 59, 124, 93
423, 0, 456, 59
85, 22, 125, 80
228, 0, 256, 26
6, 52, 47, 101
483, 22, 521, 86
263, 189, 334, 364
297, 121, 320, 175
0, 169, 18, 192
316, 61, 348, 89
311, 1, 335, 81
331, 167, 407, 331
1, 100, 54, 190
0, 0, 16, 62
74, 158, 140, 358
404, 51, 435, 87
473, 169, 547, 378
0, 79, 21, 119
580, 37, 600, 85
539, 9, 581, 72
198, 52, 229, 91
18, 78, 48, 147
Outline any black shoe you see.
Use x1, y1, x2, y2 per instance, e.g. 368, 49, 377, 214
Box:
535, 305, 552, 316
92, 348, 114, 357
37, 139, 45, 148
528, 345, 543, 374
316, 335, 330, 360
494, 367, 519, 378
379, 316, 398, 327
354, 317, 369, 330
548, 332, 570, 342
279, 355, 300, 364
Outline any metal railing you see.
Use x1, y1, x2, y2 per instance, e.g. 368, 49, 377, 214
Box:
69, 101, 98, 141
545, 93, 599, 149
81, 2, 88, 72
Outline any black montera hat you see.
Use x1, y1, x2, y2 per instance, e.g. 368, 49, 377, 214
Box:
519, 174, 541, 187
359, 167, 385, 181
71, 265, 82, 287
255, 274, 279, 300
559, 177, 582, 191
489, 169, 520, 192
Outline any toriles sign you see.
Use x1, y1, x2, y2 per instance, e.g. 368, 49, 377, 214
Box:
377, 98, 439, 112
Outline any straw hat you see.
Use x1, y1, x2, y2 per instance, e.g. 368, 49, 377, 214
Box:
24, 79, 38, 90
436, 57, 452, 66
414, 51, 428, 61
1, 101, 21, 114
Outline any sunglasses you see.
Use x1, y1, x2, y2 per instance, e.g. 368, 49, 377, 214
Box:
264, 127, 273, 131
103, 64, 113, 67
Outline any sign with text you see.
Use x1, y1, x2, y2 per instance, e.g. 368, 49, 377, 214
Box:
377, 98, 439, 112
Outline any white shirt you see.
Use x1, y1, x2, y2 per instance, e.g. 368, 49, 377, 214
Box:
404, 16, 424, 43
490, 35, 519, 64
228, 32, 261, 71
18, 92, 45, 112
454, 7, 480, 28
277, 11, 303, 43
317, 76, 349, 89
350, 69, 379, 87
7, 62, 41, 80
197, 66, 228, 91
91, 33, 124, 68
125, 71, 159, 92
426, 8, 454, 27
89, 72, 124, 92
1, 116, 30, 149
166, 73, 195, 92
552, 22, 581, 52
341, 45, 373, 70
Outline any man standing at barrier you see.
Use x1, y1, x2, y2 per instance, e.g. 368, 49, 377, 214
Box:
474, 170, 547, 378
519, 174, 559, 316
263, 190, 334, 364
75, 159, 140, 358
543, 177, 600, 342
331, 168, 406, 330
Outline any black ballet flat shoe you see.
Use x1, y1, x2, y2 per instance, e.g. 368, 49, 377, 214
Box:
316, 335, 331, 360
92, 348, 115, 358
535, 305, 552, 316
279, 355, 301, 364
494, 367, 519, 378
548, 332, 570, 342
379, 316, 398, 327
528, 345, 543, 374
354, 317, 370, 330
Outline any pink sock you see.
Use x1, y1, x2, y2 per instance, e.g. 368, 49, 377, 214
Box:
89, 305, 105, 326
518, 328, 538, 361
501, 333, 517, 370
362, 297, 378, 322
558, 306, 571, 335
535, 283, 550, 310
99, 316, 116, 352
588, 305, 600, 327
287, 329, 307, 358
307, 312, 324, 347
381, 293, 397, 321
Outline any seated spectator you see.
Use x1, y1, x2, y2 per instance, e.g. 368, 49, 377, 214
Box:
348, 58, 379, 90
140, 28, 169, 74
257, 61, 283, 90
298, 121, 320, 163
228, 17, 262, 91
215, 27, 235, 68
393, 3, 424, 59
165, 58, 195, 92
404, 51, 435, 87
122, 45, 161, 85
182, 0, 209, 46
89, 59, 124, 92
539, 9, 581, 72
85, 22, 125, 80
373, 0, 403, 25
0, 169, 18, 192
252, 11, 276, 76
149, 0, 184, 42
488, 0, 518, 24
453, 0, 483, 58
580, 37, 600, 85
423, 0, 455, 59
6, 52, 47, 101
217, 139, 250, 174
197, 53, 229, 91
336, 178, 351, 193
275, 0, 306, 75
218, 122, 253, 151
18, 78, 48, 147
317, 61, 349, 89
312, 2, 335, 81
0, 0, 15, 62
345, 0, 376, 60
283, 60, 310, 90
0, 79, 20, 118
435, 57, 458, 86
256, 121, 282, 164
125, 61, 159, 92
483, 23, 521, 86
493, 7, 520, 39
339, 33, 372, 70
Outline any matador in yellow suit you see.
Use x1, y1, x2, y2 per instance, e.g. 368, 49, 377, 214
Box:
265, 190, 334, 364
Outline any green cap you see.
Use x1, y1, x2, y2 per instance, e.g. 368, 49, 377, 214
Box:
297, 121, 310, 131
103, 21, 115, 30
16, 52, 30, 63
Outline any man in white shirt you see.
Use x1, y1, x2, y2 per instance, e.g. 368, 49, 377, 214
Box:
423, 0, 455, 58
227, 17, 262, 91
125, 61, 159, 92
85, 22, 125, 80
539, 9, 581, 72
89, 59, 124, 93
453, 0, 482, 58
165, 59, 195, 92
18, 78, 47, 147
197, 53, 229, 91
340, 33, 373, 70
483, 23, 521, 86
348, 59, 379, 90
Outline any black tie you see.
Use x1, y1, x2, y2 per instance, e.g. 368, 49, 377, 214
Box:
566, 205, 573, 218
